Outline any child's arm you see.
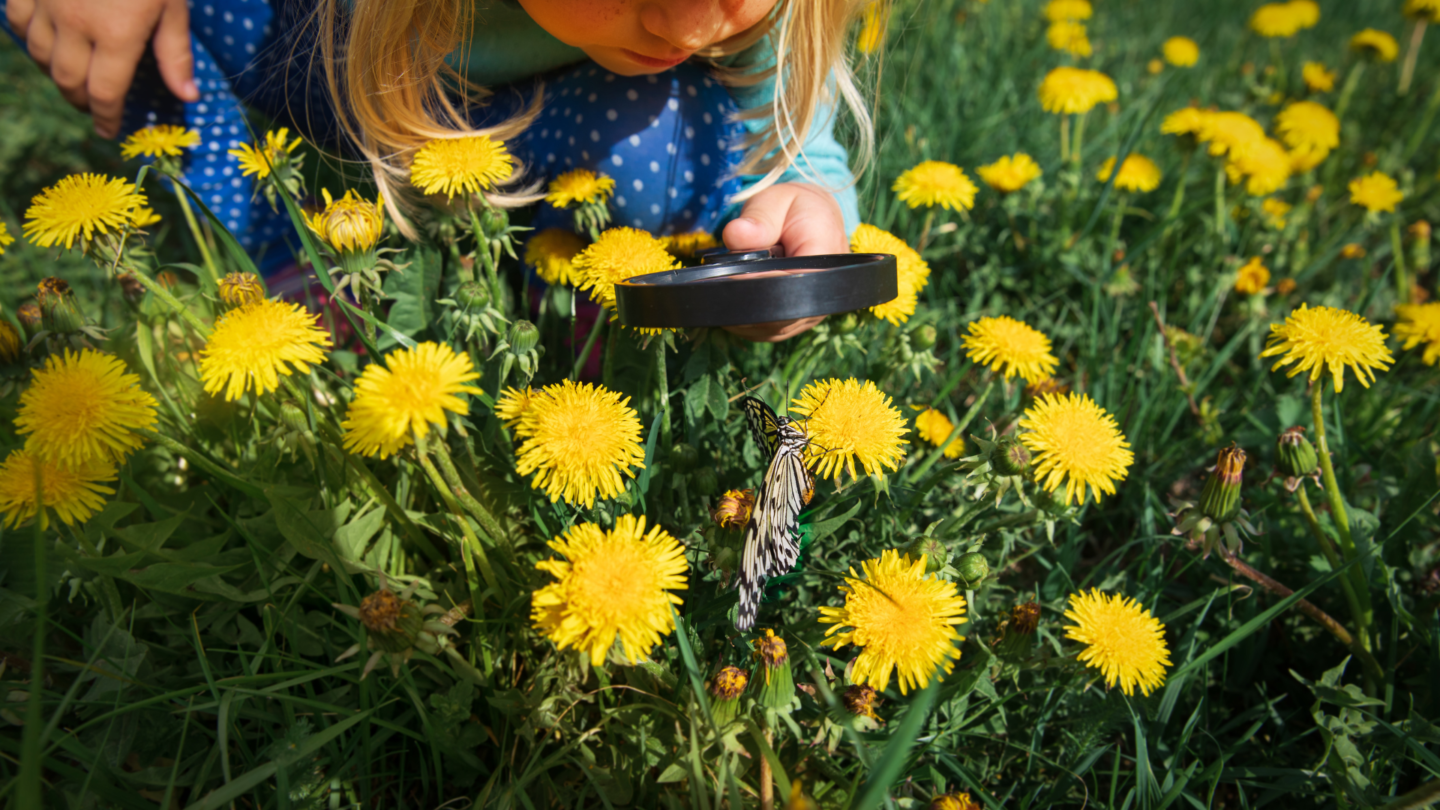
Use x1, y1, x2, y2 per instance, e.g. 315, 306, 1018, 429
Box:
6, 0, 197, 138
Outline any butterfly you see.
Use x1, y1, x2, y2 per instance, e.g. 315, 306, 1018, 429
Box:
734, 396, 816, 631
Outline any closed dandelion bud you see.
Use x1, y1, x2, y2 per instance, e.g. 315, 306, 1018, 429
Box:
1277, 426, 1319, 477
956, 552, 990, 587
17, 303, 42, 339
479, 206, 509, 238
0, 321, 22, 365
357, 588, 426, 654
692, 468, 719, 496
708, 666, 748, 726
279, 402, 310, 434
508, 320, 540, 353
906, 537, 949, 572
713, 488, 755, 530
835, 311, 862, 334
670, 442, 699, 472
750, 629, 795, 710
1410, 220, 1431, 271
1032, 485, 1069, 516
455, 281, 491, 311
1198, 444, 1246, 523
218, 272, 265, 308
994, 435, 1031, 476
37, 278, 85, 334
912, 323, 938, 350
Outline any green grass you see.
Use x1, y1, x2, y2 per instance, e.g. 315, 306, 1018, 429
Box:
3, 0, 1440, 807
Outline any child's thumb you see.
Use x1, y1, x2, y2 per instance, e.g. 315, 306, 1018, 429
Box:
154, 0, 198, 103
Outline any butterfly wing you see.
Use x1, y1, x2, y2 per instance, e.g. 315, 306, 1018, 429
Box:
741, 396, 782, 457
734, 426, 810, 631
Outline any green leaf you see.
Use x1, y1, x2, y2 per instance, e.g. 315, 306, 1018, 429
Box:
804, 499, 863, 544
334, 506, 388, 563
181, 710, 372, 810
851, 677, 938, 810
383, 243, 442, 341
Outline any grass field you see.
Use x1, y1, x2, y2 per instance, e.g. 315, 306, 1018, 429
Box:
2, 0, 1440, 808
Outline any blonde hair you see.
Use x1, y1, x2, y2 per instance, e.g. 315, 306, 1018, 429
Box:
316, 0, 880, 234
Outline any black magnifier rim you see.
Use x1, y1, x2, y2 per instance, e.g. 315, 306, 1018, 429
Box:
614, 253, 898, 328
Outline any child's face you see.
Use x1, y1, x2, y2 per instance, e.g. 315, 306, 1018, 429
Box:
517, 0, 778, 76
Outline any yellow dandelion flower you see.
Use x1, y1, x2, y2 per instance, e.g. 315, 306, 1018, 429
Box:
857, 2, 887, 54
1260, 304, 1393, 392
1405, 0, 1440, 23
229, 128, 303, 180
893, 161, 978, 211
818, 549, 967, 695
1096, 154, 1163, 193
1047, 21, 1092, 57
790, 377, 909, 481
524, 228, 586, 286
1148, 58, 1165, 75
410, 135, 514, 199
1395, 303, 1440, 366
23, 174, 148, 250
1038, 67, 1118, 115
1302, 62, 1336, 93
511, 380, 646, 508
1162, 36, 1199, 67
1340, 243, 1368, 259
1348, 171, 1404, 213
912, 406, 964, 459
0, 220, 13, 255
660, 230, 720, 261
1262, 197, 1292, 229
15, 349, 158, 470
850, 224, 930, 325
532, 514, 688, 666
0, 449, 116, 530
217, 272, 266, 307
1161, 106, 1210, 139
1225, 137, 1293, 196
932, 793, 981, 810
1234, 257, 1271, 295
546, 169, 616, 208
1018, 392, 1133, 506
572, 227, 679, 312
198, 299, 332, 401
976, 153, 1042, 193
494, 386, 536, 430
341, 342, 483, 458
130, 207, 162, 229
962, 316, 1060, 383
1351, 29, 1400, 62
1275, 101, 1339, 172
1197, 111, 1266, 160
1250, 1, 1310, 37
120, 124, 200, 159
1064, 589, 1171, 696
1043, 0, 1092, 22
308, 188, 386, 254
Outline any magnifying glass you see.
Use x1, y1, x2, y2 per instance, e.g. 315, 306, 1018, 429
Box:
613, 246, 899, 329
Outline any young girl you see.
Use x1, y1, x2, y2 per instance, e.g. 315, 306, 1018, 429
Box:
4, 0, 873, 337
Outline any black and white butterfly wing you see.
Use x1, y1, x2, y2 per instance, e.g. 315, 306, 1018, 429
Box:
734, 427, 810, 631
741, 396, 782, 457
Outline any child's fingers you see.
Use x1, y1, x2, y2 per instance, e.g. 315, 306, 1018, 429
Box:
49, 29, 95, 112
21, 4, 56, 68
6, 0, 37, 39
89, 38, 148, 138
153, 0, 197, 103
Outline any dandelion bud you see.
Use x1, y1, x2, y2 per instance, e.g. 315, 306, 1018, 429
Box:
906, 536, 949, 573
455, 281, 492, 311
1032, 485, 1069, 516
994, 435, 1031, 476
955, 552, 990, 587
479, 206, 510, 239
1198, 444, 1246, 523
750, 629, 795, 710
670, 442, 699, 472
356, 588, 426, 654
218, 272, 265, 308
912, 323, 938, 350
508, 320, 540, 354
0, 320, 22, 365
309, 189, 385, 255
1277, 427, 1318, 477
1411, 220, 1432, 272
17, 303, 42, 339
279, 402, 310, 434
708, 665, 748, 726
37, 277, 85, 334
835, 311, 862, 334
692, 468, 719, 497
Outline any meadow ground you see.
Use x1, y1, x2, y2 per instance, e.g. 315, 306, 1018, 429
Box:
2, 0, 1440, 808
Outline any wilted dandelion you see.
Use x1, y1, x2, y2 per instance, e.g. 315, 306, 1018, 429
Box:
16, 349, 158, 470
1038, 67, 1117, 115
199, 299, 332, 401
410, 135, 514, 199
1064, 589, 1171, 696
573, 227, 679, 312
524, 228, 586, 286
912, 406, 964, 459
1351, 29, 1400, 62
1096, 155, 1162, 193
962, 316, 1060, 382
1260, 304, 1393, 392
24, 174, 148, 250
545, 169, 616, 207
1047, 21, 1092, 57
1162, 36, 1199, 67
120, 124, 200, 159
342, 342, 483, 458
1234, 257, 1271, 294
712, 488, 757, 530
791, 377, 909, 481
1348, 171, 1404, 213
0, 449, 116, 530
531, 514, 688, 665
1302, 62, 1337, 93
511, 380, 646, 508
1018, 392, 1133, 506
230, 128, 303, 180
976, 153, 1042, 193
850, 224, 930, 325
892, 161, 978, 211
818, 549, 967, 695
1394, 303, 1440, 366
308, 189, 386, 254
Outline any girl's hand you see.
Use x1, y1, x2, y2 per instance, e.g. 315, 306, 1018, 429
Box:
7, 0, 198, 138
721, 182, 848, 343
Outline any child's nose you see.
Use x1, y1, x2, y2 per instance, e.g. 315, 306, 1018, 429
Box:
638, 0, 726, 52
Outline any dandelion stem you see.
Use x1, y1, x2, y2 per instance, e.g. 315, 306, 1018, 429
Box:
140, 428, 264, 499
413, 431, 501, 610
123, 261, 212, 339
1334, 61, 1366, 131
1165, 150, 1194, 225
917, 209, 936, 252
1310, 382, 1375, 653
1403, 78, 1440, 161
18, 477, 46, 810
1378, 778, 1440, 810
1214, 165, 1229, 242
171, 178, 221, 286
759, 724, 775, 810
1060, 115, 1070, 163
572, 306, 607, 381
654, 336, 672, 445
1105, 192, 1127, 275
1390, 219, 1410, 305
1295, 483, 1374, 665
1399, 20, 1427, 96
1071, 111, 1088, 166
429, 436, 508, 552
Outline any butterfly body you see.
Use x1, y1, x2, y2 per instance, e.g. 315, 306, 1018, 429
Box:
734, 396, 814, 630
